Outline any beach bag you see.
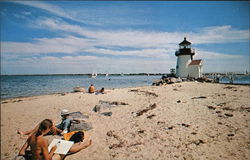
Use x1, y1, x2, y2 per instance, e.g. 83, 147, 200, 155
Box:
64, 130, 85, 143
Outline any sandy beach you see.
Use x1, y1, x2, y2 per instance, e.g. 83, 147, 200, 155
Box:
1, 82, 249, 160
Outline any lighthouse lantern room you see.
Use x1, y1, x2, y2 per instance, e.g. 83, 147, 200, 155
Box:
175, 37, 203, 78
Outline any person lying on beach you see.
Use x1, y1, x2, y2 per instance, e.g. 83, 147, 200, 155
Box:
63, 130, 92, 155
17, 119, 92, 160
18, 119, 61, 160
88, 84, 95, 93
17, 109, 80, 136
95, 88, 106, 95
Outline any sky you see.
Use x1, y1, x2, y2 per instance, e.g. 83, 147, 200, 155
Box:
1, 1, 249, 75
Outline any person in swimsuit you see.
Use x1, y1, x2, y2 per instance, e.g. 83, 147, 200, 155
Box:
17, 119, 92, 160
17, 109, 76, 136
88, 84, 95, 93
18, 119, 61, 160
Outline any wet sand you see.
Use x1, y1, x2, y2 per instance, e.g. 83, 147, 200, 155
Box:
1, 82, 249, 160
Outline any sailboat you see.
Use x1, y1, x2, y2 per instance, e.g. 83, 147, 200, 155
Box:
91, 72, 97, 78
105, 73, 109, 77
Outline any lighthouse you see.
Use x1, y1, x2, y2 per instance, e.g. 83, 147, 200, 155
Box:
175, 37, 203, 78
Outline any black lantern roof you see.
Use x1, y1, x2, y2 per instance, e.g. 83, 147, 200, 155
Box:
179, 37, 191, 45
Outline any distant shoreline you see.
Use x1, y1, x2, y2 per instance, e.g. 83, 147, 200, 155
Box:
1, 72, 249, 76
0, 73, 164, 76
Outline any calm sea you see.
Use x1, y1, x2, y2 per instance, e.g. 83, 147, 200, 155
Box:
1, 74, 249, 100
0, 75, 161, 100
219, 75, 250, 85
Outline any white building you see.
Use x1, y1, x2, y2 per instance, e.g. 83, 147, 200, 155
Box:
175, 37, 203, 78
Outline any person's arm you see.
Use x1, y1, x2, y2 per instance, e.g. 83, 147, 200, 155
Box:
69, 139, 92, 153
61, 119, 71, 135
49, 146, 57, 157
51, 125, 62, 135
17, 124, 39, 136
69, 131, 92, 153
18, 139, 29, 156
41, 139, 56, 160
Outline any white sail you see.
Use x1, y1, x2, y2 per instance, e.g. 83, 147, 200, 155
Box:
91, 72, 97, 78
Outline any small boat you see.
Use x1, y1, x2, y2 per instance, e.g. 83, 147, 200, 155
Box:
91, 72, 97, 78
105, 73, 109, 77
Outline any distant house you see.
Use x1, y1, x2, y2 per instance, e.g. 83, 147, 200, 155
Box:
175, 37, 203, 78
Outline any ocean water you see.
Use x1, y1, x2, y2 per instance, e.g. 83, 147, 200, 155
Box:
219, 75, 250, 85
1, 75, 161, 100
1, 74, 249, 100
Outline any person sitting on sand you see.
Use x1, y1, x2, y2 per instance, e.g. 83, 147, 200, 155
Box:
18, 119, 61, 160
55, 109, 72, 135
17, 119, 92, 160
17, 109, 78, 136
88, 84, 95, 93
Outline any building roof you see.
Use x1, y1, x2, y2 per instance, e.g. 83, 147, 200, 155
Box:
179, 37, 191, 45
189, 59, 202, 65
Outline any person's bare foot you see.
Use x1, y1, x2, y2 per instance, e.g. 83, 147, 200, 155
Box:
87, 139, 92, 147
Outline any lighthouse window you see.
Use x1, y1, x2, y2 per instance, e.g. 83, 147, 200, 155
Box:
176, 65, 179, 69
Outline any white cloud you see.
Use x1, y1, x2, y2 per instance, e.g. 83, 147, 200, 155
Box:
35, 18, 182, 48
35, 18, 249, 48
2, 52, 247, 74
22, 11, 31, 15
195, 49, 243, 60
1, 55, 174, 74
12, 1, 152, 26
13, 14, 26, 19
13, 1, 81, 23
1, 16, 249, 74
1, 33, 175, 59
2, 18, 248, 61
189, 25, 249, 44
1, 36, 94, 55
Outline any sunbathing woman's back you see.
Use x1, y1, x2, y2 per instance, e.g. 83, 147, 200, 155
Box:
28, 133, 47, 160
18, 119, 58, 160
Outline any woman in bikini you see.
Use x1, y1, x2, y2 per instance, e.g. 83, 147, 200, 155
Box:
18, 119, 60, 160
17, 119, 92, 160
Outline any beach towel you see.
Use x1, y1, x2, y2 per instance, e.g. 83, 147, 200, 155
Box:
63, 130, 85, 141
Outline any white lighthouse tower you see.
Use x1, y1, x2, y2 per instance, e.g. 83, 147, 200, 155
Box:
175, 37, 203, 78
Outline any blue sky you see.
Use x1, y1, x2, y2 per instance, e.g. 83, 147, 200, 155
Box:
1, 1, 249, 74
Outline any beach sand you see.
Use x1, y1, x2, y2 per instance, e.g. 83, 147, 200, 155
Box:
1, 82, 249, 160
